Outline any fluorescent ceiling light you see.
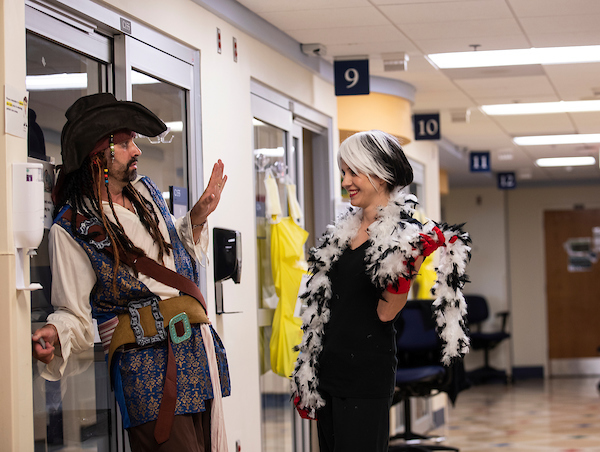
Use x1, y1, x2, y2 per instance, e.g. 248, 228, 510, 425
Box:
254, 147, 284, 157
26, 71, 159, 91
482, 100, 600, 115
535, 156, 596, 167
131, 71, 159, 85
428, 45, 600, 69
26, 73, 87, 91
514, 134, 600, 146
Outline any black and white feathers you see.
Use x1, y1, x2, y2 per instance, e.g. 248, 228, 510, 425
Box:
291, 189, 471, 418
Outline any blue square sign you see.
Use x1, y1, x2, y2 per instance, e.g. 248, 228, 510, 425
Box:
470, 151, 491, 172
334, 59, 370, 96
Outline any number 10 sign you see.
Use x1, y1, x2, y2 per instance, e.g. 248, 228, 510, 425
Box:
334, 59, 370, 96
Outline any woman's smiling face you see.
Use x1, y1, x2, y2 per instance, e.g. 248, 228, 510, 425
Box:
340, 159, 387, 210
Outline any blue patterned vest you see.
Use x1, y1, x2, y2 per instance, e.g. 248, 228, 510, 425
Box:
54, 177, 230, 428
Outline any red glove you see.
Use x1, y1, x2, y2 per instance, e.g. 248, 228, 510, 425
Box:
386, 275, 412, 294
420, 226, 446, 257
387, 226, 445, 294
293, 396, 316, 420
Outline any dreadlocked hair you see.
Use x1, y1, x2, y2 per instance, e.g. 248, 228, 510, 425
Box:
54, 154, 172, 294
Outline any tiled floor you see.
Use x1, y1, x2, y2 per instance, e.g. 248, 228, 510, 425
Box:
425, 377, 600, 452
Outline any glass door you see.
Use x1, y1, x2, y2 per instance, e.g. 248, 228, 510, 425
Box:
131, 70, 189, 208
254, 118, 292, 452
117, 35, 198, 212
25, 22, 115, 451
27, 5, 200, 451
252, 91, 312, 452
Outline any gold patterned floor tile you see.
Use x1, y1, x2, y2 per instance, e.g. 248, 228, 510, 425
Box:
428, 377, 600, 452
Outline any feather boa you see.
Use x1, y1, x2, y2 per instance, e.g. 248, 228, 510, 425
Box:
291, 189, 471, 418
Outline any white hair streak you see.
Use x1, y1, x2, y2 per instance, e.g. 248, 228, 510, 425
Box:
338, 131, 395, 185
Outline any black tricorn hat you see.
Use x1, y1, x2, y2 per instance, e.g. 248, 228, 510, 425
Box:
60, 93, 167, 174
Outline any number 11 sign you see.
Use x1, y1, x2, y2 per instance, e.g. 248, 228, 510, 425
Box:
334, 59, 370, 96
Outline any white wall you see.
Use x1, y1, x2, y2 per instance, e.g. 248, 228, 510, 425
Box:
442, 187, 510, 372
442, 183, 600, 375
1, 1, 35, 450
98, 0, 338, 449
403, 140, 441, 220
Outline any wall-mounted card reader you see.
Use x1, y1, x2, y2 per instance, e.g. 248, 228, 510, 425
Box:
213, 227, 242, 314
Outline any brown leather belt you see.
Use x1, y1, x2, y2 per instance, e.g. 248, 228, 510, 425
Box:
108, 295, 210, 444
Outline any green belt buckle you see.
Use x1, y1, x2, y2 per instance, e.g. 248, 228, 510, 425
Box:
169, 312, 191, 344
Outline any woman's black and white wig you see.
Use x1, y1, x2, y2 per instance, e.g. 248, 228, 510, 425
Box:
338, 130, 414, 191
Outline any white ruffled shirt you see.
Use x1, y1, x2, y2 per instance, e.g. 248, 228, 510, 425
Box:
43, 177, 209, 380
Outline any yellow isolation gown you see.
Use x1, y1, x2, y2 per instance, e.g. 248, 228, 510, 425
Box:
265, 173, 308, 378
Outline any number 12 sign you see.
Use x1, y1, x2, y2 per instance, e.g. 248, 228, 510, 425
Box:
334, 59, 370, 96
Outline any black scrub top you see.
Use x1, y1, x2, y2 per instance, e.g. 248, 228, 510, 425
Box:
318, 241, 398, 399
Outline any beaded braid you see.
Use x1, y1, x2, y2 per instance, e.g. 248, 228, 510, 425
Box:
54, 154, 172, 293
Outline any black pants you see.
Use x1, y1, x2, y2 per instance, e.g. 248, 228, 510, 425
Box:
317, 391, 392, 452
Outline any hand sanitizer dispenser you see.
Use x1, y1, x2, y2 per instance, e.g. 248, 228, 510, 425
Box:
13, 162, 44, 291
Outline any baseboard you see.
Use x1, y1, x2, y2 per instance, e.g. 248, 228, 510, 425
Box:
512, 366, 544, 380
432, 407, 445, 429
550, 357, 600, 376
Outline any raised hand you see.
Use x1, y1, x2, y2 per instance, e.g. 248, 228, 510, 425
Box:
190, 159, 227, 228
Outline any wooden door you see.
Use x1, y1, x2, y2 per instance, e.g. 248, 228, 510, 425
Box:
545, 209, 600, 360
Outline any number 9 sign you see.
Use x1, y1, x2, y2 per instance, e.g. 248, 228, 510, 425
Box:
345, 68, 359, 89
334, 59, 370, 96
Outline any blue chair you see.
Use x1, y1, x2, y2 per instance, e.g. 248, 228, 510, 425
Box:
389, 300, 460, 452
464, 295, 510, 384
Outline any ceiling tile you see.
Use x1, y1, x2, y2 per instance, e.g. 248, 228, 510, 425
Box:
416, 34, 530, 54
325, 42, 412, 58
379, 0, 513, 24
475, 94, 561, 104
237, 0, 370, 13
543, 63, 600, 100
442, 65, 545, 80
519, 14, 600, 35
524, 144, 598, 159
454, 75, 555, 99
570, 112, 600, 133
374, 0, 485, 4
528, 31, 600, 47
493, 113, 576, 136
259, 7, 388, 30
509, 0, 600, 17
401, 19, 522, 42
288, 25, 409, 47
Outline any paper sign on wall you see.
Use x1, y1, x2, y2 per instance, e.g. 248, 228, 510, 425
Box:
5, 85, 28, 139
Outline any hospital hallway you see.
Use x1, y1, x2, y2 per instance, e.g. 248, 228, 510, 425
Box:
420, 377, 600, 451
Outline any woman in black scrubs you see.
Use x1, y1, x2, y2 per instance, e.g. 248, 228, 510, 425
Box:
292, 130, 453, 451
